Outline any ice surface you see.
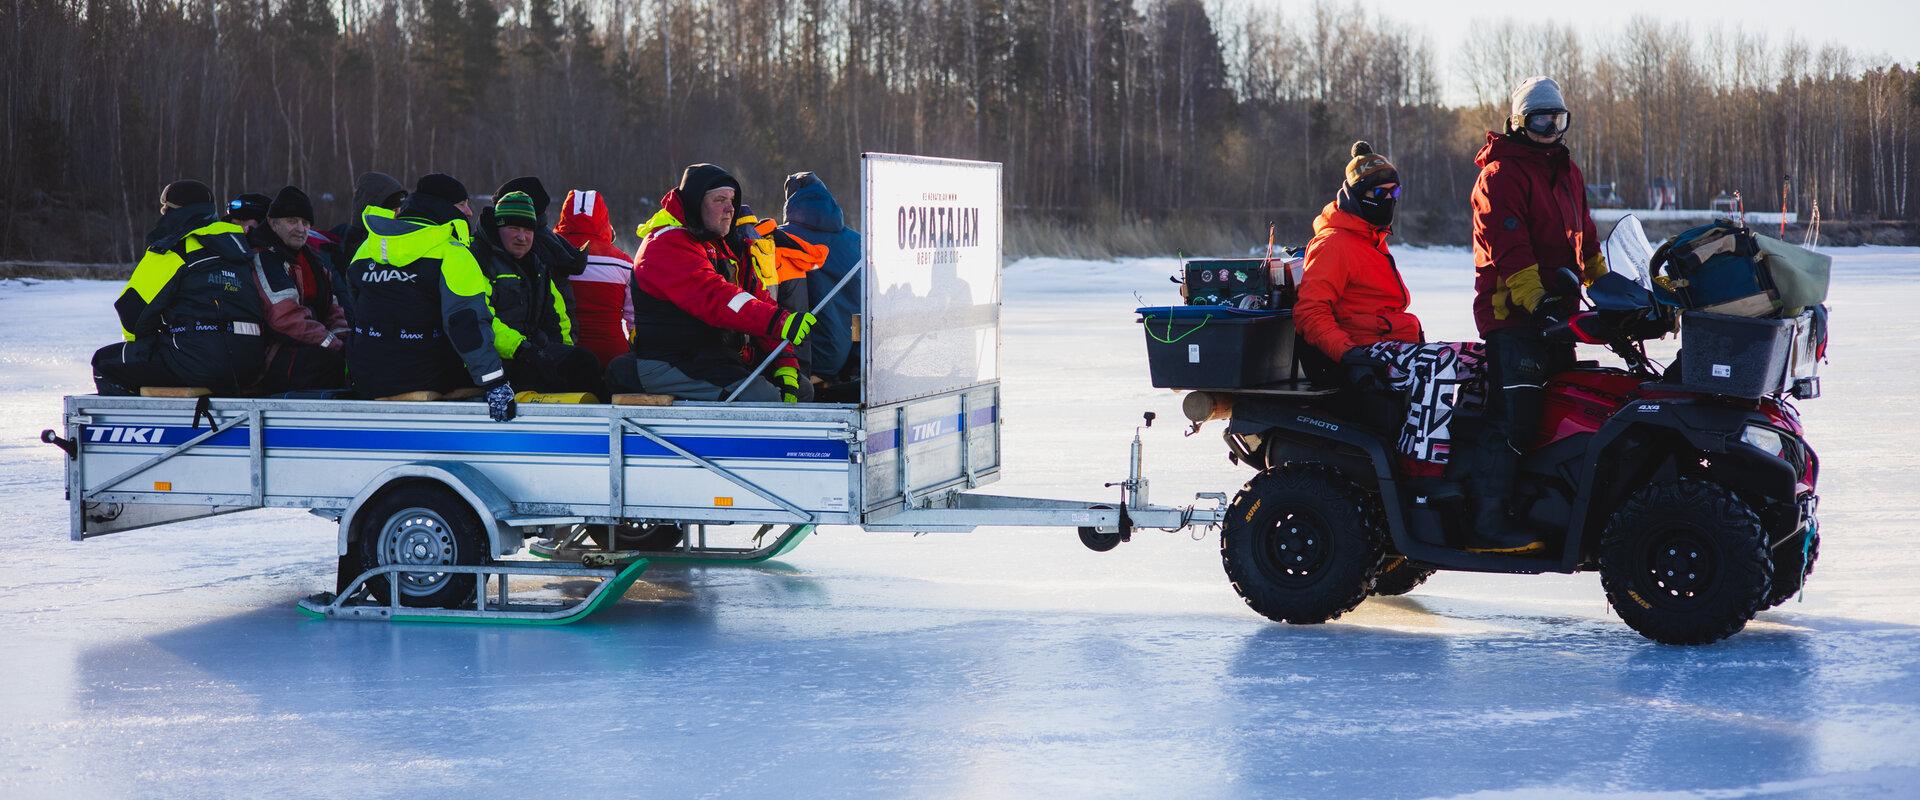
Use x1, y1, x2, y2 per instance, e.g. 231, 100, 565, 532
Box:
2, 249, 1918, 798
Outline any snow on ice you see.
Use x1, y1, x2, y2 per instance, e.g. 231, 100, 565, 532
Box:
1, 249, 1918, 798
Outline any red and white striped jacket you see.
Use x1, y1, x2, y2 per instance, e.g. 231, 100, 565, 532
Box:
555, 189, 636, 368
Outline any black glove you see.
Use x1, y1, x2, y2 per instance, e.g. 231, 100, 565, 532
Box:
486, 382, 518, 422
1340, 347, 1386, 391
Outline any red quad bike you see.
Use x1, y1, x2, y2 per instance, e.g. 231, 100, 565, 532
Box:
1201, 269, 1822, 644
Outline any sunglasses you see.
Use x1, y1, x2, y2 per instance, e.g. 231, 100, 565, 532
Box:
1364, 184, 1402, 200
1523, 110, 1571, 136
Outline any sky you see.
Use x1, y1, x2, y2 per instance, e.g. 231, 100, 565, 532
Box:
1245, 0, 1920, 105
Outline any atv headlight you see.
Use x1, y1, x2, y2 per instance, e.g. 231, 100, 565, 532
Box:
1741, 425, 1786, 458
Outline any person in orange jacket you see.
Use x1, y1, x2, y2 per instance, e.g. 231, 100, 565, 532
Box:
1298, 142, 1486, 495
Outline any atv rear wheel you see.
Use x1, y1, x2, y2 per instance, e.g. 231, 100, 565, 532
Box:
1599, 479, 1772, 645
1762, 523, 1819, 610
1369, 558, 1435, 597
1221, 464, 1384, 624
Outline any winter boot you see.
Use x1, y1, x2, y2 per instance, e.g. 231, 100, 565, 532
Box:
1466, 496, 1544, 554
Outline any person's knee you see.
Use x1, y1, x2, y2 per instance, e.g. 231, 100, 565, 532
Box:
731, 378, 782, 403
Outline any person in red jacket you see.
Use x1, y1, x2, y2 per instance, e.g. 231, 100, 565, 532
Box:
606, 163, 814, 402
1466, 76, 1609, 552
1299, 141, 1484, 482
555, 188, 635, 368
249, 185, 351, 393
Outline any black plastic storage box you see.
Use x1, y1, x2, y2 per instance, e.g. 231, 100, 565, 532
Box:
1138, 306, 1299, 389
1678, 311, 1793, 398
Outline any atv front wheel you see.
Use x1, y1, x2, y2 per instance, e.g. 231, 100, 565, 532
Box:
1599, 479, 1772, 645
1220, 464, 1384, 624
1370, 558, 1435, 597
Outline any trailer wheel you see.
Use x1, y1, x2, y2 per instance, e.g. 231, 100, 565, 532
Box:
1599, 479, 1772, 645
1078, 504, 1123, 552
1220, 464, 1383, 624
351, 484, 488, 609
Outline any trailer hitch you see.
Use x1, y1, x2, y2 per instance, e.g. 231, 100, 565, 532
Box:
41, 429, 76, 460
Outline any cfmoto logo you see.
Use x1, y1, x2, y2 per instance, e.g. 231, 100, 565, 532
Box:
1295, 415, 1340, 432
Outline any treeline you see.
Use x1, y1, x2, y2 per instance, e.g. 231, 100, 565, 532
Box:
3, 0, 1917, 263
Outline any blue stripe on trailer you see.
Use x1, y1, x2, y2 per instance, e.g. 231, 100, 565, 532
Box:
77, 425, 849, 461
865, 404, 999, 455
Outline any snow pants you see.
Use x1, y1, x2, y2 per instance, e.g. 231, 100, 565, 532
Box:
1468, 327, 1574, 500
91, 335, 264, 396
255, 344, 347, 395
505, 341, 605, 396
604, 349, 802, 403
1355, 340, 1486, 467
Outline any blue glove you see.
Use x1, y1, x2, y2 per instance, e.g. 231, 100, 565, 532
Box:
486, 382, 517, 422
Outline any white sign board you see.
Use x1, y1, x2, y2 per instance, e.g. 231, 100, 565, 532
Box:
861, 154, 1003, 407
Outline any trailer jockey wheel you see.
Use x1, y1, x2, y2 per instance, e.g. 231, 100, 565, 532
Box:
351, 484, 487, 609
1078, 504, 1124, 552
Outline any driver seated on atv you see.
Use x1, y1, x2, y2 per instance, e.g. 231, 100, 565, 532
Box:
1296, 142, 1486, 498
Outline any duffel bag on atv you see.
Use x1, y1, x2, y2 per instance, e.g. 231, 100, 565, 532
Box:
1649, 220, 1831, 317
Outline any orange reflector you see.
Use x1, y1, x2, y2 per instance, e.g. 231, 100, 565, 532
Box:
713, 497, 734, 507
153, 481, 172, 491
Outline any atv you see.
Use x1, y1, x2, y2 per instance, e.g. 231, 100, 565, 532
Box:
1195, 264, 1822, 645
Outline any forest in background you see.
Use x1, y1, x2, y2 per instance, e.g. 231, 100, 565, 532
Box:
3, 0, 1918, 263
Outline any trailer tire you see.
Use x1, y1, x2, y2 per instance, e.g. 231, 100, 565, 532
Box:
1220, 464, 1383, 624
351, 483, 488, 609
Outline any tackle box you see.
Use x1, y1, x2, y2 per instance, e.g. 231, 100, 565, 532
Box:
1138, 306, 1301, 389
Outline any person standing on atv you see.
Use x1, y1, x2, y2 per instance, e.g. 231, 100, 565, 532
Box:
1298, 142, 1485, 482
1466, 76, 1610, 553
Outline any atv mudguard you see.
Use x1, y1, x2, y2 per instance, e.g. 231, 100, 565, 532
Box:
1561, 397, 1811, 571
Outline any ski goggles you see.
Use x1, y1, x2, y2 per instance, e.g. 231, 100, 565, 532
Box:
1363, 183, 1402, 201
1522, 110, 1571, 136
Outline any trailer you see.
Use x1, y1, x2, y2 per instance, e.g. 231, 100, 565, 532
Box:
45, 154, 1224, 624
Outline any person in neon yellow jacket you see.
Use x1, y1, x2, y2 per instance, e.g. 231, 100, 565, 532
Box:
91, 179, 271, 396
344, 173, 518, 421
470, 190, 602, 396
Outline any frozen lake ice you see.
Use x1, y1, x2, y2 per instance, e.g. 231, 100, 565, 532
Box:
2, 247, 1918, 798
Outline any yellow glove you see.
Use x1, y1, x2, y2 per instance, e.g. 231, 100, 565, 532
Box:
1504, 264, 1545, 315
1582, 251, 1609, 284
774, 366, 802, 404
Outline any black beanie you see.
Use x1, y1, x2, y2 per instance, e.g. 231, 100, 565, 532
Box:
415, 173, 469, 206
224, 192, 272, 222
161, 179, 214, 208
268, 185, 315, 222
495, 176, 551, 215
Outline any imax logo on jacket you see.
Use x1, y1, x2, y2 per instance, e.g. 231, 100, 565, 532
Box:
360, 268, 421, 284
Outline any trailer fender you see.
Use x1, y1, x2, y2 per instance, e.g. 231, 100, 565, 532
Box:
337, 462, 519, 558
